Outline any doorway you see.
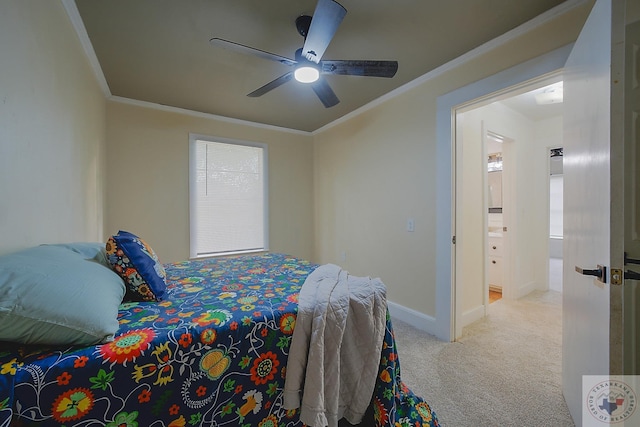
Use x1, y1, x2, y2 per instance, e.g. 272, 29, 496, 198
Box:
548, 147, 564, 293
487, 132, 505, 303
433, 4, 634, 421
433, 45, 571, 342
454, 76, 564, 338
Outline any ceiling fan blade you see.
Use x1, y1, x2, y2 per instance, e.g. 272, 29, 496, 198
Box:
320, 60, 398, 78
210, 38, 297, 66
311, 79, 340, 108
302, 0, 346, 63
247, 72, 294, 97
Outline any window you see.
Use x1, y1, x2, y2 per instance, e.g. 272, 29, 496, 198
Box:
189, 135, 268, 258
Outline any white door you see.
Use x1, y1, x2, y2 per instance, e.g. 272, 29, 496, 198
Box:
623, 16, 640, 377
562, 0, 629, 424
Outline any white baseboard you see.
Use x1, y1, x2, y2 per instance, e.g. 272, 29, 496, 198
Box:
387, 300, 438, 337
461, 305, 485, 328
515, 280, 538, 299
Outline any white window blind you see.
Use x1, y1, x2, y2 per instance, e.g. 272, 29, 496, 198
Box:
190, 136, 268, 258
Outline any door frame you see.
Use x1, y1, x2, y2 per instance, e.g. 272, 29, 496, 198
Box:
434, 45, 571, 341
453, 76, 561, 337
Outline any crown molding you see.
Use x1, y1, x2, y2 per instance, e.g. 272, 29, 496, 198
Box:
61, 0, 111, 97
62, 0, 589, 136
109, 96, 312, 136
312, 0, 590, 135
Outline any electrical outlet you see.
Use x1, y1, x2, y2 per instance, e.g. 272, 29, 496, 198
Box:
407, 218, 415, 232
340, 251, 347, 261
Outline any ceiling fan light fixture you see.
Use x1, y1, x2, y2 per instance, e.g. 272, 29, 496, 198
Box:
534, 82, 564, 105
294, 65, 319, 83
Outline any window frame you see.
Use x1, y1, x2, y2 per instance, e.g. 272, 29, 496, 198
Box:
188, 133, 269, 259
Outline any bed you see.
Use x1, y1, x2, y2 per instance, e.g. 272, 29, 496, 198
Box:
0, 244, 438, 427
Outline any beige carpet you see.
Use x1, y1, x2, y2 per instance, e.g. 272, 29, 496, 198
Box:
392, 290, 575, 427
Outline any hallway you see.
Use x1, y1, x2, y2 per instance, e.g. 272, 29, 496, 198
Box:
392, 290, 572, 426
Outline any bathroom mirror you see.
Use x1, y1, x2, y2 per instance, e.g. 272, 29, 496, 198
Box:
488, 153, 502, 212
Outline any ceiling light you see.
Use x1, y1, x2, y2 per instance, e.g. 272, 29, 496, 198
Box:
534, 82, 563, 105
294, 66, 319, 83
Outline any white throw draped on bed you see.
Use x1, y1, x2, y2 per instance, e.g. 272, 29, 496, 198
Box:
283, 263, 387, 427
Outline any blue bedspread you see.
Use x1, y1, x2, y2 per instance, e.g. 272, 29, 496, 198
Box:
0, 253, 438, 427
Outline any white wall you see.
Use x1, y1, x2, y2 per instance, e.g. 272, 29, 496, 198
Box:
105, 101, 314, 263
535, 115, 564, 240
314, 98, 439, 317
0, 1, 106, 255
0, 1, 313, 265
540, 116, 564, 294
456, 102, 563, 327
313, 2, 591, 330
459, 103, 531, 319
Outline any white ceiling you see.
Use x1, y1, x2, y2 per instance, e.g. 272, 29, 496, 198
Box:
500, 82, 564, 121
74, 0, 578, 132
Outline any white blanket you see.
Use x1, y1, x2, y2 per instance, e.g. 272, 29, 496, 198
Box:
283, 264, 387, 427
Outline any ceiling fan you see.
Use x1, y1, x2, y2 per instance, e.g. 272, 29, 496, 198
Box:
210, 0, 398, 108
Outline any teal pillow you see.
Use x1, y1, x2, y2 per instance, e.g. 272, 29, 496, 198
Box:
106, 231, 167, 301
45, 242, 111, 268
0, 245, 126, 346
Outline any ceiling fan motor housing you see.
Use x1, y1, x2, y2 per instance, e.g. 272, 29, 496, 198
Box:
295, 15, 312, 38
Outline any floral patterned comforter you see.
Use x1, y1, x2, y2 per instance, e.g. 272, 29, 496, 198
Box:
0, 253, 438, 427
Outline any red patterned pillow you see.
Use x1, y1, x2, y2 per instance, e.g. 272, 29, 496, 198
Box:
106, 230, 166, 301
